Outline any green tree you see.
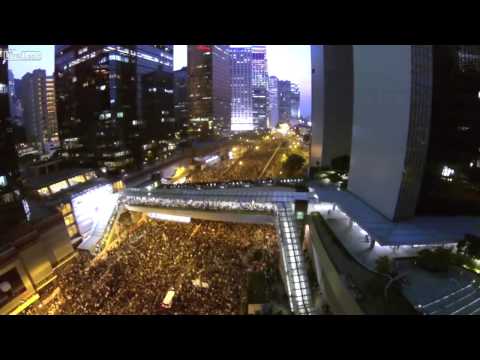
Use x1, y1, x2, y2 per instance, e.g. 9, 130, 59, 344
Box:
416, 248, 452, 273
282, 154, 306, 177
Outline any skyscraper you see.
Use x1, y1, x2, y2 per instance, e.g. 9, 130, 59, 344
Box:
230, 47, 253, 131
20, 69, 48, 152
187, 45, 231, 137
7, 70, 22, 126
338, 45, 432, 220
174, 67, 189, 136
416, 45, 480, 216
310, 45, 353, 168
251, 46, 268, 129
55, 45, 174, 175
268, 76, 279, 129
290, 82, 301, 124
0, 45, 26, 242
45, 76, 58, 142
278, 80, 291, 124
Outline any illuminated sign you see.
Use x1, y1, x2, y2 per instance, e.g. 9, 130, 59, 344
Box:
197, 45, 211, 53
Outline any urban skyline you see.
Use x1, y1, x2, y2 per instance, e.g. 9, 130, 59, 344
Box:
8, 45, 312, 118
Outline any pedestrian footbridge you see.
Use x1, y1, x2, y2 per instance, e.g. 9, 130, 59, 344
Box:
119, 185, 315, 315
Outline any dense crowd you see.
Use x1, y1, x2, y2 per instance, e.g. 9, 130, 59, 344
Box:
26, 218, 279, 315
121, 194, 277, 214
189, 140, 282, 183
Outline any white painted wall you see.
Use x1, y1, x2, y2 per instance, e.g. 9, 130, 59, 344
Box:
348, 45, 412, 221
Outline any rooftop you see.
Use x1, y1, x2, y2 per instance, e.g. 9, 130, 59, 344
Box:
25, 168, 96, 190
397, 259, 480, 315
308, 182, 480, 246
309, 213, 416, 315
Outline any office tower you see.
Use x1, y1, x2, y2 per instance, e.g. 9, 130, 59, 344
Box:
310, 45, 353, 168
45, 76, 58, 141
416, 46, 480, 215
230, 47, 253, 131
0, 45, 26, 242
278, 80, 291, 124
251, 46, 268, 129
347, 45, 433, 221
268, 76, 279, 129
174, 67, 189, 135
187, 45, 231, 137
7, 72, 22, 125
8, 70, 15, 118
290, 82, 301, 124
55, 45, 174, 175
20, 69, 48, 152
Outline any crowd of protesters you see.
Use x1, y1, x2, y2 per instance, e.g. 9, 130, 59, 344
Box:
26, 218, 279, 315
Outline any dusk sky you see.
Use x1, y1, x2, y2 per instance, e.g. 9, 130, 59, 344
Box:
9, 45, 311, 117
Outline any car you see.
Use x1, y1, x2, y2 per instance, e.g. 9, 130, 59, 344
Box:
161, 287, 176, 309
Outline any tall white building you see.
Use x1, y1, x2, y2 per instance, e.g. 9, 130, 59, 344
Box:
251, 46, 268, 129
230, 47, 253, 131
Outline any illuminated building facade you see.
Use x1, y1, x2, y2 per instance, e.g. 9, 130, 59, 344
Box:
20, 69, 48, 152
187, 45, 231, 137
174, 67, 189, 135
251, 46, 268, 129
278, 80, 292, 124
55, 45, 174, 175
290, 83, 301, 124
230, 47, 253, 131
45, 76, 58, 141
268, 76, 279, 129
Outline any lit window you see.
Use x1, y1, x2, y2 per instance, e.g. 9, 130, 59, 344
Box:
63, 213, 75, 226
37, 187, 51, 197
0, 176, 6, 187
49, 180, 69, 194
67, 224, 78, 238
59, 203, 72, 216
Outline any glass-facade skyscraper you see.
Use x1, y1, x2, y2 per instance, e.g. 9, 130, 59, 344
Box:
20, 69, 48, 152
251, 46, 268, 129
278, 80, 292, 124
187, 45, 231, 137
230, 47, 253, 131
0, 45, 26, 246
268, 76, 279, 129
55, 45, 174, 175
290, 82, 301, 124
174, 67, 189, 136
